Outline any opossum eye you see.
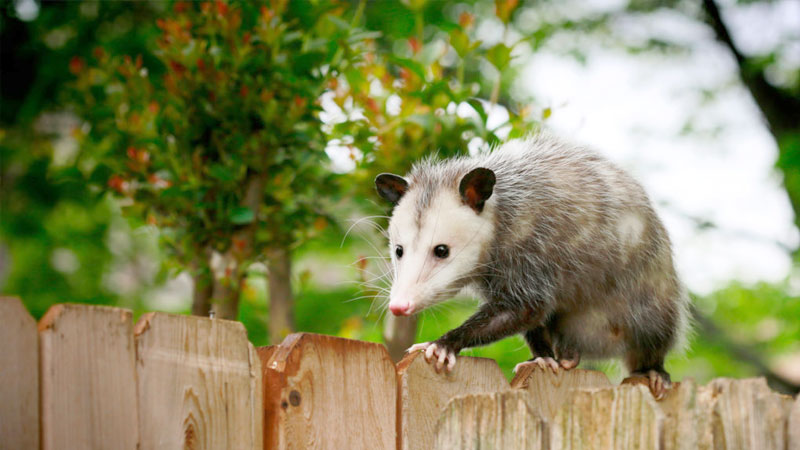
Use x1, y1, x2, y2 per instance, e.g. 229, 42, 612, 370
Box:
433, 244, 449, 259
395, 245, 404, 259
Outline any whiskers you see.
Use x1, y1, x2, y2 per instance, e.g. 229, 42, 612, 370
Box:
339, 215, 395, 319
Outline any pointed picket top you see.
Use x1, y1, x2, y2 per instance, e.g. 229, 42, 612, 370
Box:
39, 303, 138, 450
511, 363, 612, 421
0, 296, 40, 450
435, 390, 546, 450
262, 333, 396, 450
552, 384, 664, 450
397, 351, 510, 450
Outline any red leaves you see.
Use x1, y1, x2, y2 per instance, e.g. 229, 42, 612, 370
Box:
107, 175, 128, 194
168, 60, 187, 76
127, 146, 150, 166
173, 1, 189, 13
92, 47, 106, 61
215, 1, 228, 16
69, 56, 85, 75
458, 12, 474, 28
408, 37, 421, 54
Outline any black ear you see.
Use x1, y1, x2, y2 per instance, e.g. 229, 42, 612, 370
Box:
375, 173, 409, 204
459, 168, 495, 213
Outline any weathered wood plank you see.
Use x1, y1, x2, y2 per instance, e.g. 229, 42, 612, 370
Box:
262, 333, 396, 450
552, 384, 663, 450
0, 296, 39, 450
397, 351, 510, 450
789, 394, 800, 450
39, 304, 138, 450
434, 391, 546, 450
652, 379, 723, 450
707, 377, 793, 450
134, 312, 262, 450
511, 364, 611, 422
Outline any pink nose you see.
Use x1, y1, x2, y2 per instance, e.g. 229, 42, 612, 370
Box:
389, 303, 411, 316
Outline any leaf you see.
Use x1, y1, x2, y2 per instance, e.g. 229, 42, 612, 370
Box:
450, 29, 470, 57
390, 56, 426, 80
486, 43, 512, 70
542, 107, 552, 120
467, 98, 489, 125
209, 164, 235, 182
230, 207, 255, 225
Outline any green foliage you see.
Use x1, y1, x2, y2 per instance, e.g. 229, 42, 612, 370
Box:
69, 1, 370, 272
2, 0, 799, 388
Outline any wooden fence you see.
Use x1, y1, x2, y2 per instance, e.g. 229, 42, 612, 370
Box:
1, 296, 798, 450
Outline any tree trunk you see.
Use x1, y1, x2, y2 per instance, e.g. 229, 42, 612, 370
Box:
208, 250, 241, 320
267, 246, 294, 344
701, 0, 800, 232
384, 314, 418, 362
191, 271, 213, 317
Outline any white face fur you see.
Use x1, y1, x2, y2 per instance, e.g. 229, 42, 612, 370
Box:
387, 188, 495, 316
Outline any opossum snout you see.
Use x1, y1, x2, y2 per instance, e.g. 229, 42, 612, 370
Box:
389, 301, 414, 316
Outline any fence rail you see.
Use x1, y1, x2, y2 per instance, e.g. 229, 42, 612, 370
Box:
1, 296, 797, 450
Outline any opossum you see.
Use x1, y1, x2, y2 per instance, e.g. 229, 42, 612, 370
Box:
375, 132, 689, 399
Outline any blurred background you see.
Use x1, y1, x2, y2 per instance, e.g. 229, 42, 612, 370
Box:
1, 0, 798, 393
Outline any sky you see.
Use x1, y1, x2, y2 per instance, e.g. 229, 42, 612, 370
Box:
516, 0, 799, 294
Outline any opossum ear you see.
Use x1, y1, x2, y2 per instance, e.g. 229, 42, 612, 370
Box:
459, 168, 495, 213
375, 173, 409, 204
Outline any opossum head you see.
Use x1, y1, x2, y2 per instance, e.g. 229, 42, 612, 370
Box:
375, 168, 496, 316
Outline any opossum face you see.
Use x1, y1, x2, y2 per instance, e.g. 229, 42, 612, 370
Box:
376, 169, 496, 316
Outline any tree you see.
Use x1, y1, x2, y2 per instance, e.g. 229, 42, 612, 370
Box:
333, 0, 535, 359
70, 0, 370, 343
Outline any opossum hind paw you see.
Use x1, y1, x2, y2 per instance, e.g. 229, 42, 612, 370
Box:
624, 369, 672, 400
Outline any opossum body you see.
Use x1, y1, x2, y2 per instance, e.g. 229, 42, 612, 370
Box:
375, 133, 689, 399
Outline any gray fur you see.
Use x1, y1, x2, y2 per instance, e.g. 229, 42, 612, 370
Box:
392, 131, 690, 377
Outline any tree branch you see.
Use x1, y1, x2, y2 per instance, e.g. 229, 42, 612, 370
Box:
701, 0, 800, 137
691, 304, 799, 395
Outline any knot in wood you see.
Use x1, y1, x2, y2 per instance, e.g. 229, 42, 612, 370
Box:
289, 390, 301, 406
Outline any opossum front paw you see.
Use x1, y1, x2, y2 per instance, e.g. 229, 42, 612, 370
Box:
407, 341, 458, 373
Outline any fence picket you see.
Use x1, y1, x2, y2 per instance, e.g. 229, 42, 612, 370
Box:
511, 365, 612, 422
551, 384, 663, 450
434, 391, 546, 450
0, 297, 39, 450
261, 333, 396, 450
789, 395, 800, 450
134, 312, 262, 450
707, 377, 793, 450
39, 304, 138, 450
396, 352, 509, 450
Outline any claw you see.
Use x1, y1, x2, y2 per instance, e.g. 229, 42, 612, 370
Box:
647, 370, 671, 400
407, 342, 430, 354
532, 356, 560, 373
406, 342, 458, 373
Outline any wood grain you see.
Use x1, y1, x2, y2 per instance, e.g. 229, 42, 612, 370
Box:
396, 351, 509, 450
511, 364, 612, 421
0, 297, 39, 450
707, 377, 793, 450
789, 394, 800, 450
262, 333, 396, 450
39, 303, 138, 450
551, 384, 663, 450
434, 391, 546, 450
656, 379, 715, 450
134, 312, 262, 450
